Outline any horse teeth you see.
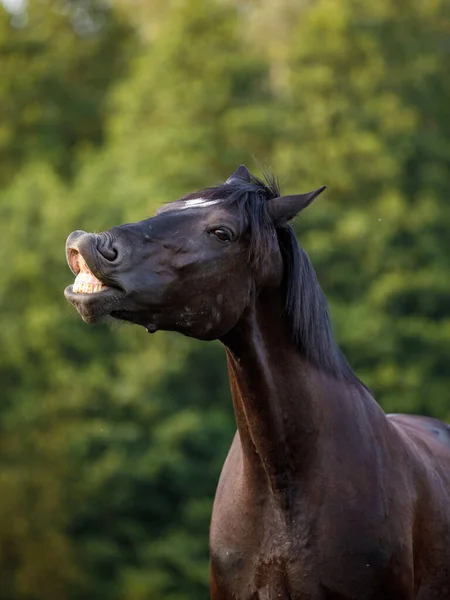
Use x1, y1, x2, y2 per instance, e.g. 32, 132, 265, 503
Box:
73, 270, 108, 294
73, 282, 108, 294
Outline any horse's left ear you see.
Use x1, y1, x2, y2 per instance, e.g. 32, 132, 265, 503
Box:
226, 164, 252, 184
267, 185, 326, 225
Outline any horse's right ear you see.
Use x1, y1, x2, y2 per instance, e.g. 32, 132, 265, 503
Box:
267, 186, 326, 225
226, 164, 252, 184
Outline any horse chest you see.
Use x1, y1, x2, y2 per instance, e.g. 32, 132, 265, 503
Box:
210, 535, 409, 600
210, 535, 300, 600
210, 495, 318, 599
210, 491, 413, 600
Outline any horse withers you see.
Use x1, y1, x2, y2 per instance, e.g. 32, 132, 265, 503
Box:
65, 165, 450, 599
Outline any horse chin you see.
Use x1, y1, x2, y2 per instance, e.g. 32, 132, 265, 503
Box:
64, 285, 125, 324
109, 309, 222, 339
109, 309, 156, 330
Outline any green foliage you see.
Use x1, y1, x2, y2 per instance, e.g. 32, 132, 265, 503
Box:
275, 0, 450, 416
0, 0, 136, 185
1, 0, 450, 598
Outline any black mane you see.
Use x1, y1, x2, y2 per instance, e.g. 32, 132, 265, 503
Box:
181, 173, 360, 384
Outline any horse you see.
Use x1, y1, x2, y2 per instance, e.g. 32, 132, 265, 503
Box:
64, 165, 450, 599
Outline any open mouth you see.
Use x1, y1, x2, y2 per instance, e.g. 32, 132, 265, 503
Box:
68, 248, 109, 295
65, 232, 128, 324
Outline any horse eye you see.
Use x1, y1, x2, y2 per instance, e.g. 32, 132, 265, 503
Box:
212, 228, 232, 242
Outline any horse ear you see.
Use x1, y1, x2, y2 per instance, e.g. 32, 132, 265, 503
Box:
226, 164, 252, 184
267, 185, 326, 225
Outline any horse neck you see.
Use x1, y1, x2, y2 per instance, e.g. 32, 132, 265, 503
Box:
221, 288, 364, 497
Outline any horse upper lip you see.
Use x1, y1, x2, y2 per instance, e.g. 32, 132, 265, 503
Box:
66, 232, 105, 282
67, 247, 81, 275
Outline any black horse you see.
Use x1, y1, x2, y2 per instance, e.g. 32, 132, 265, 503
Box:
65, 166, 450, 599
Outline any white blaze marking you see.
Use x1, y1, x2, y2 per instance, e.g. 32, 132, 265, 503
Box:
157, 197, 221, 215
179, 198, 220, 210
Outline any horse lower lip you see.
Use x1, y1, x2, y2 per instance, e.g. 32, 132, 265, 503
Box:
64, 285, 123, 323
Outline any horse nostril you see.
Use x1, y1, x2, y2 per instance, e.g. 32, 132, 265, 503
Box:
97, 236, 119, 262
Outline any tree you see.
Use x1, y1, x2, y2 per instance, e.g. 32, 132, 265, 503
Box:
0, 0, 136, 185
276, 0, 450, 418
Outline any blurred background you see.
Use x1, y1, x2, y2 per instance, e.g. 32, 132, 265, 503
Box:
0, 0, 449, 598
